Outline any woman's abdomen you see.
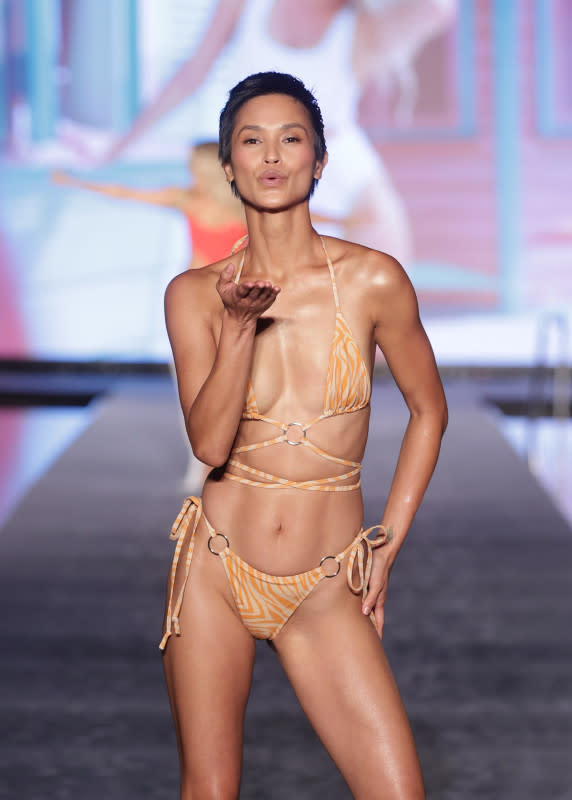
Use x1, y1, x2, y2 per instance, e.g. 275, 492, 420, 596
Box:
202, 476, 364, 577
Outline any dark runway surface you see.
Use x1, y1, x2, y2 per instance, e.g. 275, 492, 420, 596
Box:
1, 377, 571, 799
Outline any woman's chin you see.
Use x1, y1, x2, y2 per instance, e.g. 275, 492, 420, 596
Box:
242, 191, 313, 214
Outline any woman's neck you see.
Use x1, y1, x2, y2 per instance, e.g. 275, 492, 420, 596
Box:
242, 204, 322, 278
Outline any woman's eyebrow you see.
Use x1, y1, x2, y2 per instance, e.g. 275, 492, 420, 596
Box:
236, 123, 309, 136
280, 123, 308, 132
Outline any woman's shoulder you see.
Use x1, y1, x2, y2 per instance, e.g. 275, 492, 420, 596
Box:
322, 237, 418, 327
322, 236, 410, 293
164, 257, 237, 312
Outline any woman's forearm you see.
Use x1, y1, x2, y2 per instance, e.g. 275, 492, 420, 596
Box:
188, 311, 256, 466
53, 172, 183, 207
105, 67, 200, 159
104, 0, 245, 161
62, 177, 139, 199
379, 408, 447, 560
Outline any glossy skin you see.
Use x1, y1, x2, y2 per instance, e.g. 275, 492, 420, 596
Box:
163, 93, 447, 799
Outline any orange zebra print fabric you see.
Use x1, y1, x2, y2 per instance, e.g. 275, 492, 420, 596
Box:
160, 497, 389, 649
223, 237, 371, 492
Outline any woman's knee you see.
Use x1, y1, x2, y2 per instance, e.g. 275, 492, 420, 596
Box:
352, 767, 424, 800
389, 778, 426, 800
180, 768, 241, 800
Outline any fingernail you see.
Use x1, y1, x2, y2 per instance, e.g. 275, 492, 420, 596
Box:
363, 606, 370, 615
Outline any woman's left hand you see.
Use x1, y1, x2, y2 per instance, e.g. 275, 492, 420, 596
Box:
362, 547, 394, 639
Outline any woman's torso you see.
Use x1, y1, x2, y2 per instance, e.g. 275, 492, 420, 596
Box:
201, 237, 375, 574
180, 189, 247, 267
186, 215, 247, 267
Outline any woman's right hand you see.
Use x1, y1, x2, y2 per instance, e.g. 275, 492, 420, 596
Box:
216, 262, 280, 326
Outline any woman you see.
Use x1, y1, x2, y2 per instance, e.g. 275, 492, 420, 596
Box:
162, 72, 447, 799
52, 143, 247, 491
52, 141, 247, 270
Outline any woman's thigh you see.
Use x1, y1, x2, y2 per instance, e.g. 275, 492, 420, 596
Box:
272, 571, 425, 800
162, 517, 256, 798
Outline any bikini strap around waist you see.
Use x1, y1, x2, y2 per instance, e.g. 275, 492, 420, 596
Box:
233, 413, 362, 469
232, 435, 360, 468
319, 523, 391, 598
224, 459, 361, 491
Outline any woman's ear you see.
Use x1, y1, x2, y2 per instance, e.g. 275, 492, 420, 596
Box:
313, 150, 328, 180
223, 162, 235, 185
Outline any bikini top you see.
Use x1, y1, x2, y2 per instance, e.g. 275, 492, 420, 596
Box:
223, 237, 371, 492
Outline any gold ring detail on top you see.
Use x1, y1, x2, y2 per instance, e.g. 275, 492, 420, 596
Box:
320, 554, 341, 578
283, 422, 306, 446
208, 532, 230, 555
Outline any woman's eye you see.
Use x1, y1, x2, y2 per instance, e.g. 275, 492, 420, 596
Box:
284, 136, 300, 143
244, 138, 259, 144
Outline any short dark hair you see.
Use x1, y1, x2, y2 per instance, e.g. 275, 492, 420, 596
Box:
218, 71, 327, 197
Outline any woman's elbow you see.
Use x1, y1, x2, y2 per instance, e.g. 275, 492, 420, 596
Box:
191, 436, 230, 469
411, 399, 448, 437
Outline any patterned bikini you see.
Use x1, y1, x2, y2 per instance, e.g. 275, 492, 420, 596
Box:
160, 239, 389, 650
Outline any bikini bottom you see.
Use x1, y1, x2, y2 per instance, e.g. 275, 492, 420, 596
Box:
160, 496, 388, 650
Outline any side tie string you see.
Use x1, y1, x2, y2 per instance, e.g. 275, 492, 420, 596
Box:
159, 496, 202, 651
346, 524, 390, 599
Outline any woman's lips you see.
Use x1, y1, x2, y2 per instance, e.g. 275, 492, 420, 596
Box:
259, 170, 286, 186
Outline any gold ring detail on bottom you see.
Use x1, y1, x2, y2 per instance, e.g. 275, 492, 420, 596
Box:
208, 532, 230, 555
320, 554, 341, 578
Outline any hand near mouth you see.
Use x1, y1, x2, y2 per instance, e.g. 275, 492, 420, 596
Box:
217, 262, 280, 325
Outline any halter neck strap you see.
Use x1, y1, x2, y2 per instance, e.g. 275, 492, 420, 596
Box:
233, 237, 340, 311
320, 237, 341, 311
234, 249, 246, 284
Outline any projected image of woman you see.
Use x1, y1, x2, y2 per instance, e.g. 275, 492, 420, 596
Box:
52, 142, 248, 491
162, 71, 447, 799
53, 142, 247, 270
103, 0, 456, 265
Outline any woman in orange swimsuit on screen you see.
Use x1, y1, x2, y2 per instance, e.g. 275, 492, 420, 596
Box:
52, 141, 247, 269
52, 143, 247, 490
163, 72, 447, 799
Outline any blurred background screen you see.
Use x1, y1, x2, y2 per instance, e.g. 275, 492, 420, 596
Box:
0, 0, 571, 364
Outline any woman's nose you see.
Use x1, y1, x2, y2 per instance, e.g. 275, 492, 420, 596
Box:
264, 147, 279, 163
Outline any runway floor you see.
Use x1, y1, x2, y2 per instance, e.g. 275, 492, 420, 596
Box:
1, 375, 571, 799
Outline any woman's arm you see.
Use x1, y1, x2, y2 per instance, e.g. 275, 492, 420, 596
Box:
102, 0, 246, 163
165, 263, 280, 467
51, 171, 188, 209
353, 0, 456, 91
362, 252, 448, 636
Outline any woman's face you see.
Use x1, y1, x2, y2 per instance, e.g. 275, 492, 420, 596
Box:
224, 93, 327, 211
